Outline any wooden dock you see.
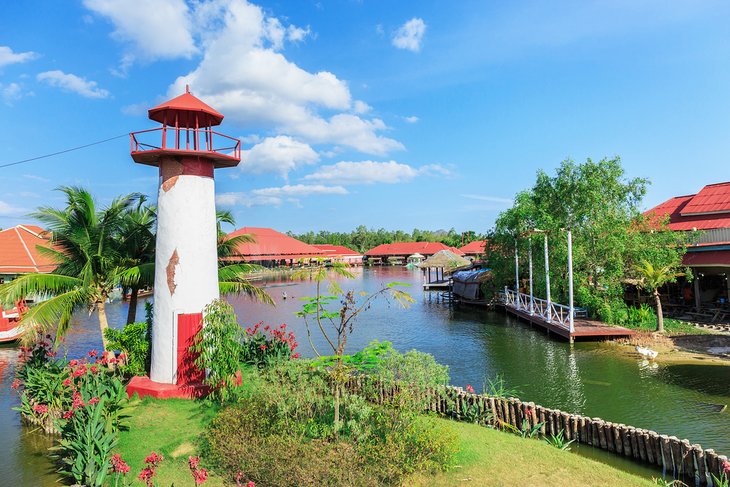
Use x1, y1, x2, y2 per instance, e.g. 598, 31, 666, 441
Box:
502, 290, 634, 342
423, 279, 451, 290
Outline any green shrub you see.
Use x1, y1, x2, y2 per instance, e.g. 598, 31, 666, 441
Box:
204, 359, 457, 486
241, 322, 299, 368
104, 321, 150, 377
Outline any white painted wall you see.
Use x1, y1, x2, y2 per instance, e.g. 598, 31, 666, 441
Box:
150, 168, 219, 384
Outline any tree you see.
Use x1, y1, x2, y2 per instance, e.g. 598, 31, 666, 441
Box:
0, 187, 137, 349
634, 260, 683, 333
116, 197, 156, 324
293, 259, 413, 433
488, 157, 688, 324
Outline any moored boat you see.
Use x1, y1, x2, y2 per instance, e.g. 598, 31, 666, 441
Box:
0, 302, 27, 343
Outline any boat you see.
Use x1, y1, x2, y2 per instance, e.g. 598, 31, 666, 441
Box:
0, 301, 27, 343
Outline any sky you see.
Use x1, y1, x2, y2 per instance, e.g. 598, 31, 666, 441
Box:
1, 0, 729, 234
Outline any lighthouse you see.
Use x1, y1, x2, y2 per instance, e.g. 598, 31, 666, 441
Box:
128, 87, 240, 390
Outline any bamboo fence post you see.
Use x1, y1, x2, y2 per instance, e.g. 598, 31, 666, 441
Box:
670, 437, 683, 475
705, 449, 717, 481
681, 440, 694, 478
613, 424, 623, 455
692, 445, 706, 486
661, 435, 673, 475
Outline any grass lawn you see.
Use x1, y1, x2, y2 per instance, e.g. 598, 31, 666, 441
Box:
114, 396, 225, 486
409, 419, 655, 487
118, 398, 656, 486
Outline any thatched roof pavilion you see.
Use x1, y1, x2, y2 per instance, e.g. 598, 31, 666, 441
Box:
418, 250, 470, 270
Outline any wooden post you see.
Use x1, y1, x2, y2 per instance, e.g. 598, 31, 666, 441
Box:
692, 445, 706, 485
620, 425, 632, 457
613, 425, 623, 455
660, 435, 673, 475
670, 437, 683, 475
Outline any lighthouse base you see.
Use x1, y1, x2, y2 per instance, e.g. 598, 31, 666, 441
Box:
126, 376, 209, 400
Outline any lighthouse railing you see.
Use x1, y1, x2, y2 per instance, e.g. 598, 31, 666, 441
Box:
130, 127, 241, 159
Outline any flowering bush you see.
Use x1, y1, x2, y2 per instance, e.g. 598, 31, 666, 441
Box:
104, 320, 151, 377
241, 322, 298, 368
14, 339, 128, 486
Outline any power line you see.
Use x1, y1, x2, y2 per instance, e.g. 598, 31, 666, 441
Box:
0, 133, 128, 169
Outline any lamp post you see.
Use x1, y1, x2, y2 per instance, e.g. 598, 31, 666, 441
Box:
567, 229, 575, 334
528, 237, 534, 315
514, 239, 520, 310
534, 229, 551, 322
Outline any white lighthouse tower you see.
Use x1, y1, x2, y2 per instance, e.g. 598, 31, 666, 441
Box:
127, 87, 241, 395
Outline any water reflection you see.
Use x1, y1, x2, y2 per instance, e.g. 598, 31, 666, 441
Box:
0, 267, 728, 484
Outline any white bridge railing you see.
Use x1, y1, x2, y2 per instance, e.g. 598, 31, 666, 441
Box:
502, 289, 575, 332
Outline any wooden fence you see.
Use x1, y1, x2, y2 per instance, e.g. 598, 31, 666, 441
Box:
343, 377, 728, 485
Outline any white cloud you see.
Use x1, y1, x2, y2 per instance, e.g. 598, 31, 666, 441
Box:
0, 200, 26, 216
0, 46, 37, 67
303, 160, 448, 185
217, 184, 347, 207
404, 115, 419, 123
353, 100, 371, 114
83, 0, 197, 67
37, 70, 110, 99
461, 194, 513, 205
392, 18, 426, 52
1, 83, 27, 105
240, 136, 319, 177
287, 24, 311, 43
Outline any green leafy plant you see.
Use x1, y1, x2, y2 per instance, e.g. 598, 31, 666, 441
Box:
104, 321, 150, 376
484, 373, 519, 398
241, 322, 298, 368
191, 299, 245, 403
652, 477, 687, 486
544, 429, 574, 451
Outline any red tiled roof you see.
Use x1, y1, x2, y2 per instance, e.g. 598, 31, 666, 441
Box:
644, 183, 730, 231
459, 240, 488, 254
225, 227, 325, 261
0, 225, 59, 274
682, 250, 730, 267
680, 182, 730, 216
364, 242, 465, 257
148, 89, 224, 128
313, 245, 362, 257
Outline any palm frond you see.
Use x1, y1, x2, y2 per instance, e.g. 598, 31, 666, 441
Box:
19, 287, 94, 340
219, 280, 274, 306
217, 263, 265, 280
116, 262, 155, 288
0, 273, 82, 307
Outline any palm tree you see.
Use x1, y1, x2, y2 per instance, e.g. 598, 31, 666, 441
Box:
116, 197, 156, 324
634, 259, 683, 333
0, 187, 138, 348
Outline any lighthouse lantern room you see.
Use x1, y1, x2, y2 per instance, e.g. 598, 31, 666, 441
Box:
128, 87, 241, 392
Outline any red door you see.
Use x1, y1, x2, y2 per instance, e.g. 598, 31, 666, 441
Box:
176, 312, 204, 385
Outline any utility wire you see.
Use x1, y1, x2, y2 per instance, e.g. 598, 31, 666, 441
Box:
0, 133, 129, 169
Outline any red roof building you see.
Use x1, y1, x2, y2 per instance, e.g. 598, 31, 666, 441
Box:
459, 240, 488, 257
0, 225, 58, 280
312, 245, 363, 265
225, 227, 325, 263
364, 242, 464, 258
644, 182, 730, 306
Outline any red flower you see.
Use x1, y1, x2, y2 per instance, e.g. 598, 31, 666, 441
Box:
280, 324, 286, 329
90, 365, 99, 374
259, 344, 267, 351
264, 325, 270, 331
118, 352, 127, 362
193, 468, 208, 484
723, 460, 730, 475
71, 391, 85, 409
88, 350, 98, 358
11, 379, 21, 389
291, 353, 300, 359
247, 482, 255, 487
138, 466, 154, 485
144, 452, 164, 467
33, 404, 49, 414
110, 453, 130, 474
69, 359, 80, 367
62, 410, 74, 419
62, 378, 73, 387
465, 384, 475, 394
72, 365, 87, 377
88, 397, 100, 405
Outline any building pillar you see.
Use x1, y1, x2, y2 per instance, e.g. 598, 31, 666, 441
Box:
693, 268, 701, 310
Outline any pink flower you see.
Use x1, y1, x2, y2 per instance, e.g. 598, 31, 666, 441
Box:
465, 384, 475, 394
72, 365, 87, 377
69, 359, 80, 367
71, 391, 85, 409
33, 404, 49, 414
723, 460, 730, 475
62, 378, 73, 387
110, 453, 130, 474
90, 365, 99, 374
259, 344, 267, 351
88, 350, 98, 358
144, 452, 164, 467
88, 397, 100, 405
291, 353, 300, 359
138, 467, 154, 485
62, 410, 74, 419
11, 379, 21, 389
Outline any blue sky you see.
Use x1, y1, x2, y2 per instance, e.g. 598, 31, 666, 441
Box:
1, 0, 729, 234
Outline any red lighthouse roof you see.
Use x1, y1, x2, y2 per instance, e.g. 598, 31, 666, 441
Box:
148, 86, 224, 128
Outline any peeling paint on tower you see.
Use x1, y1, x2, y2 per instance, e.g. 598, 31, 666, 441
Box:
166, 249, 179, 295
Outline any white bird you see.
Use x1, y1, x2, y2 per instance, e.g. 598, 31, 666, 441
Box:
635, 345, 659, 360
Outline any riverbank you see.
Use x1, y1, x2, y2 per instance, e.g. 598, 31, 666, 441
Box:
117, 397, 656, 486
614, 331, 730, 365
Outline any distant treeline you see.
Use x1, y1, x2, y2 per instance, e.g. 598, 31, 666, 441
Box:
287, 225, 486, 253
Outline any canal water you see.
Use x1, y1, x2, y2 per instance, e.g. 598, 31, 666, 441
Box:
1, 267, 728, 485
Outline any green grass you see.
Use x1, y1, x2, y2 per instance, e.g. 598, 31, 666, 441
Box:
623, 317, 706, 335
117, 398, 657, 486
409, 419, 656, 487
114, 396, 225, 486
